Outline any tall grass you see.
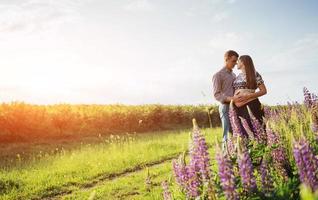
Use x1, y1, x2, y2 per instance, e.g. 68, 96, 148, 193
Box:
0, 128, 222, 200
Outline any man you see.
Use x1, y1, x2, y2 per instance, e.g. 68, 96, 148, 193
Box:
212, 50, 240, 150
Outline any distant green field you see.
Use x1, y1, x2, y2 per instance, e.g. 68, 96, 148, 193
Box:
0, 103, 220, 143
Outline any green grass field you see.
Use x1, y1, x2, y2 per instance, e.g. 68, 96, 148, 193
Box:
0, 127, 222, 200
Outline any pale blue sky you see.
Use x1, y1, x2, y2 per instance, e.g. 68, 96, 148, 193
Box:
0, 0, 317, 105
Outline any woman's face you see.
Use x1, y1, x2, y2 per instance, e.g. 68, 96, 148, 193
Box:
237, 59, 245, 71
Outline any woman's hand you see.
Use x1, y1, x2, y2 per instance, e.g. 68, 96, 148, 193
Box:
233, 93, 250, 102
245, 84, 267, 99
233, 93, 254, 107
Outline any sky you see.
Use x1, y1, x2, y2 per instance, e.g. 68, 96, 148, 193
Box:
0, 0, 317, 105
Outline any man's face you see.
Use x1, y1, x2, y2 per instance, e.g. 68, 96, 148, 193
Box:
226, 55, 238, 69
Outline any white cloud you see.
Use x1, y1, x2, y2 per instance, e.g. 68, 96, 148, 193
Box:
0, 0, 89, 34
123, 0, 154, 12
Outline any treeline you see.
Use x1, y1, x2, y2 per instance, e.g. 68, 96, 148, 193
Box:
0, 102, 221, 142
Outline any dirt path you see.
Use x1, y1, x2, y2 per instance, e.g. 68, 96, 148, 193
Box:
37, 152, 184, 200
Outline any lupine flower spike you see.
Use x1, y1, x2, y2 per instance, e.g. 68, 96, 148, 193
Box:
260, 154, 274, 197
237, 136, 257, 194
216, 143, 239, 200
247, 106, 267, 144
293, 137, 318, 192
229, 101, 245, 137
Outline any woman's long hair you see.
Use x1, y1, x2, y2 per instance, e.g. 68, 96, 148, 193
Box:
239, 55, 257, 89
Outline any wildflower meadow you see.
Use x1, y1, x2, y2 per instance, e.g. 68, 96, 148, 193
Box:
0, 88, 318, 200
164, 87, 318, 200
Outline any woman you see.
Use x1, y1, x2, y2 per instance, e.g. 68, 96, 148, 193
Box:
232, 55, 267, 137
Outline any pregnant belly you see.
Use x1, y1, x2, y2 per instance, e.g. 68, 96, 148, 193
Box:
234, 89, 257, 107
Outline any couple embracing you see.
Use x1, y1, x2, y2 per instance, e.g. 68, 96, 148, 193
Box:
212, 50, 267, 149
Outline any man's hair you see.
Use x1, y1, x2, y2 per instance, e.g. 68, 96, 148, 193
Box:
224, 50, 239, 60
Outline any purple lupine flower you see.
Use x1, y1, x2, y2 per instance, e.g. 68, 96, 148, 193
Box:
172, 120, 213, 199
304, 87, 313, 108
185, 164, 201, 198
260, 157, 274, 196
304, 87, 318, 108
226, 134, 237, 158
237, 149, 257, 194
229, 101, 245, 137
216, 149, 238, 200
293, 138, 318, 191
162, 180, 173, 200
311, 104, 318, 141
266, 127, 280, 145
266, 127, 289, 179
172, 158, 189, 191
263, 106, 271, 119
247, 106, 267, 144
172, 158, 201, 198
190, 125, 211, 183
239, 116, 255, 140
299, 139, 318, 192
271, 109, 280, 121
312, 93, 318, 105
293, 141, 307, 186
